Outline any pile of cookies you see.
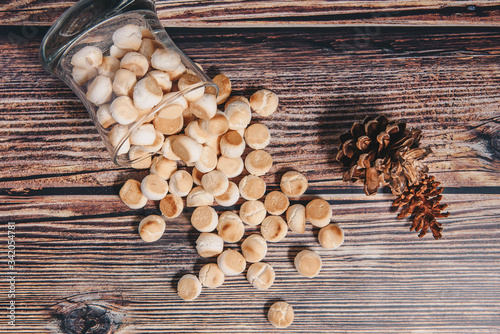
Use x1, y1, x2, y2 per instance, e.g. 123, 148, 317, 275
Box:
117, 78, 344, 328
78, 23, 345, 329
173, 170, 344, 328
117, 78, 346, 328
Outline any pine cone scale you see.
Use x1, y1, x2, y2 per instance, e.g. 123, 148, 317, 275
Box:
364, 167, 381, 196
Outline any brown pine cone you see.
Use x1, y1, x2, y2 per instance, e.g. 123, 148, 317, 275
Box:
336, 115, 432, 196
392, 174, 450, 239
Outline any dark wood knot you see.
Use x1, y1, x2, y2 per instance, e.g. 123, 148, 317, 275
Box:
51, 291, 129, 334
491, 130, 500, 159
62, 305, 111, 334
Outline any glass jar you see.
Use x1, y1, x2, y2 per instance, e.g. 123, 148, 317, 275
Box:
40, 0, 218, 166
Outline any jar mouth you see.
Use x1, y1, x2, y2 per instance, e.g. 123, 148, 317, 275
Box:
112, 81, 219, 166
40, 0, 219, 168
39, 0, 156, 75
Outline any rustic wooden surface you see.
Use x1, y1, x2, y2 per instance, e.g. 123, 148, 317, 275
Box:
1, 1, 500, 27
0, 5, 500, 334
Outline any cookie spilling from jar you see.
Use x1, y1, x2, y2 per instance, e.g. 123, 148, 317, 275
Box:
167, 169, 342, 330
121, 116, 343, 330
69, 23, 247, 163
73, 23, 345, 329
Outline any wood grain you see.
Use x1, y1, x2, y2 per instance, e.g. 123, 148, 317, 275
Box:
1, 194, 499, 333
0, 26, 499, 333
0, 1, 500, 27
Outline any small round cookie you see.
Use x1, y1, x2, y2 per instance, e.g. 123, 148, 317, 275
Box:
156, 93, 187, 118
245, 150, 273, 176
268, 301, 294, 328
199, 112, 229, 136
96, 104, 115, 128
217, 249, 246, 276
280, 171, 308, 197
129, 123, 156, 146
112, 25, 142, 51
216, 156, 244, 178
286, 204, 306, 234
185, 119, 210, 144
199, 263, 225, 288
224, 95, 249, 110
178, 73, 204, 102
147, 70, 171, 92
247, 262, 275, 290
294, 249, 322, 278
224, 100, 251, 131
141, 129, 164, 153
204, 134, 222, 156
150, 156, 177, 180
153, 114, 184, 135
166, 62, 186, 81
250, 89, 279, 117
217, 211, 245, 243
220, 130, 245, 158
86, 75, 112, 105
172, 135, 202, 163
169, 170, 194, 197
141, 173, 169, 200
191, 206, 218, 232
241, 234, 267, 263
244, 123, 270, 150
112, 68, 136, 96
194, 145, 218, 173
214, 181, 240, 207
191, 167, 205, 186
305, 198, 332, 228
196, 232, 224, 257
138, 38, 162, 62
151, 48, 181, 72
138, 215, 166, 242
318, 224, 344, 249
189, 94, 217, 119
239, 200, 267, 226
128, 146, 152, 169
119, 179, 148, 209
159, 194, 184, 218
238, 175, 266, 201
161, 135, 181, 161
189, 93, 217, 120
212, 74, 231, 104
186, 186, 214, 207
201, 170, 229, 196
261, 216, 288, 243
109, 124, 131, 156
264, 191, 289, 215
177, 274, 202, 301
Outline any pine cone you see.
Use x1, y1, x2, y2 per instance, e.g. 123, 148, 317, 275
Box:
336, 115, 431, 196
392, 175, 450, 239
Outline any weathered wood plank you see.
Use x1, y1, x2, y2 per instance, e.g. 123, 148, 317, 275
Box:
0, 192, 499, 332
0, 28, 499, 187
0, 1, 499, 27
0, 27, 499, 333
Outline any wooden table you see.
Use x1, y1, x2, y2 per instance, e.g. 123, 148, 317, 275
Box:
1, 1, 499, 333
